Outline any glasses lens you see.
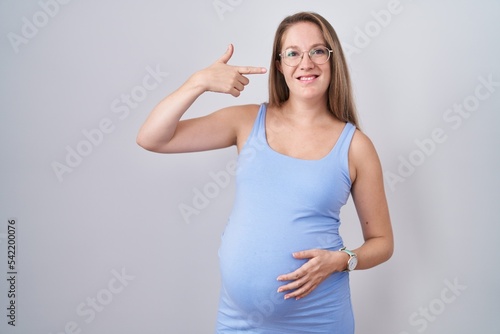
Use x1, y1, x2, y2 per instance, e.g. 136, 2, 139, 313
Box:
310, 47, 330, 65
282, 48, 301, 66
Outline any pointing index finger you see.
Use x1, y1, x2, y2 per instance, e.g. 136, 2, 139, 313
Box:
237, 66, 267, 75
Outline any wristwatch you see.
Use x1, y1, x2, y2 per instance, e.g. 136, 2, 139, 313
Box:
339, 247, 358, 272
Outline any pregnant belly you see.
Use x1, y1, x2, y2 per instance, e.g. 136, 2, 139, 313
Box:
218, 221, 342, 318
219, 242, 302, 319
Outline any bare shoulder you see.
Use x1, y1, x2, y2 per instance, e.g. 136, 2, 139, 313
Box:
350, 129, 377, 156
219, 104, 261, 150
348, 129, 383, 183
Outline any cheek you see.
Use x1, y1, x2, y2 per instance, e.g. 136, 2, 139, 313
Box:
281, 66, 293, 77
323, 73, 331, 85
321, 67, 332, 84
281, 68, 296, 85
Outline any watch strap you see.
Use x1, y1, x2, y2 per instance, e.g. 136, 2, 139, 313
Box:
339, 246, 357, 272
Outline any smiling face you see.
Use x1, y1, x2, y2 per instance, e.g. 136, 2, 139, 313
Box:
277, 21, 331, 104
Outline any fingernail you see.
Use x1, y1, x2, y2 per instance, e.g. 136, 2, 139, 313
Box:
284, 295, 289, 300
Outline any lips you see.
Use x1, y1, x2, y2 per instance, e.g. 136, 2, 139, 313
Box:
297, 75, 319, 82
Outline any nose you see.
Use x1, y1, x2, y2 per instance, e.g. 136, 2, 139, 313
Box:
299, 51, 314, 69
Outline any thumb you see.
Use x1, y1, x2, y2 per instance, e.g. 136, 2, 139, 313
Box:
218, 44, 234, 64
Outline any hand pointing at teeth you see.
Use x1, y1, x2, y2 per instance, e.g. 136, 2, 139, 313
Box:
192, 44, 267, 97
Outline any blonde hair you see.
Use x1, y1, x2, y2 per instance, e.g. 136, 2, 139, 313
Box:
268, 12, 359, 128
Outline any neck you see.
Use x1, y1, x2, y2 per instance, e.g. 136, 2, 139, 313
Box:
280, 96, 331, 126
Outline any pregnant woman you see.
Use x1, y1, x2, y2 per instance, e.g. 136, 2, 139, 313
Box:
137, 12, 393, 333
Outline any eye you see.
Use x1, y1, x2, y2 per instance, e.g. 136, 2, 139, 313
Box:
285, 49, 300, 58
311, 47, 327, 56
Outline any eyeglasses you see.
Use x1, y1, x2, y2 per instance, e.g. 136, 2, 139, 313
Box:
279, 46, 333, 67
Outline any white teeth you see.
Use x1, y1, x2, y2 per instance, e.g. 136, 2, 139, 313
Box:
299, 76, 316, 81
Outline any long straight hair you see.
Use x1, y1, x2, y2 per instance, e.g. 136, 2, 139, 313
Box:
268, 12, 359, 128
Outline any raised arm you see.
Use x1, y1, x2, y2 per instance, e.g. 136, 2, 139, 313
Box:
136, 44, 267, 153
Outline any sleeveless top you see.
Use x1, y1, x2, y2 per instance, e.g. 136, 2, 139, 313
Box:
216, 103, 357, 333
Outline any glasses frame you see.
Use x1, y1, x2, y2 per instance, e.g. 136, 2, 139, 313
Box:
279, 46, 333, 67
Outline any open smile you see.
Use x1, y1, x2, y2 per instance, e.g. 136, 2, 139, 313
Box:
297, 75, 319, 82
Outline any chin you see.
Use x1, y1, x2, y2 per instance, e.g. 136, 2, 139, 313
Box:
294, 90, 327, 102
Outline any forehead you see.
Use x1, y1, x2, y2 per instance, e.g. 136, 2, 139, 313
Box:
281, 21, 325, 48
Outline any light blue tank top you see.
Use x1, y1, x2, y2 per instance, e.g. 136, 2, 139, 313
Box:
216, 104, 356, 333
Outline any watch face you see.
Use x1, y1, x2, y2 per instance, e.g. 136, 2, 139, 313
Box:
348, 256, 358, 271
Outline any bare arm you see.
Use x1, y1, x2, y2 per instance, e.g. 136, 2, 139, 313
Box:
136, 44, 267, 153
349, 130, 394, 269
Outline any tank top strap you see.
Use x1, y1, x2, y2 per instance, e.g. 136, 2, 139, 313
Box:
245, 103, 267, 145
337, 123, 356, 156
330, 122, 356, 186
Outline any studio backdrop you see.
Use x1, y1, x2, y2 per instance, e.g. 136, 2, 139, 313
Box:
1, 0, 499, 333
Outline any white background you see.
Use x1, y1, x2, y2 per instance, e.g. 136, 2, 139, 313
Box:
1, 0, 499, 333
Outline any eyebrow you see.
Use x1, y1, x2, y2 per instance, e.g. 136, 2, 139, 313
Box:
283, 43, 327, 50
